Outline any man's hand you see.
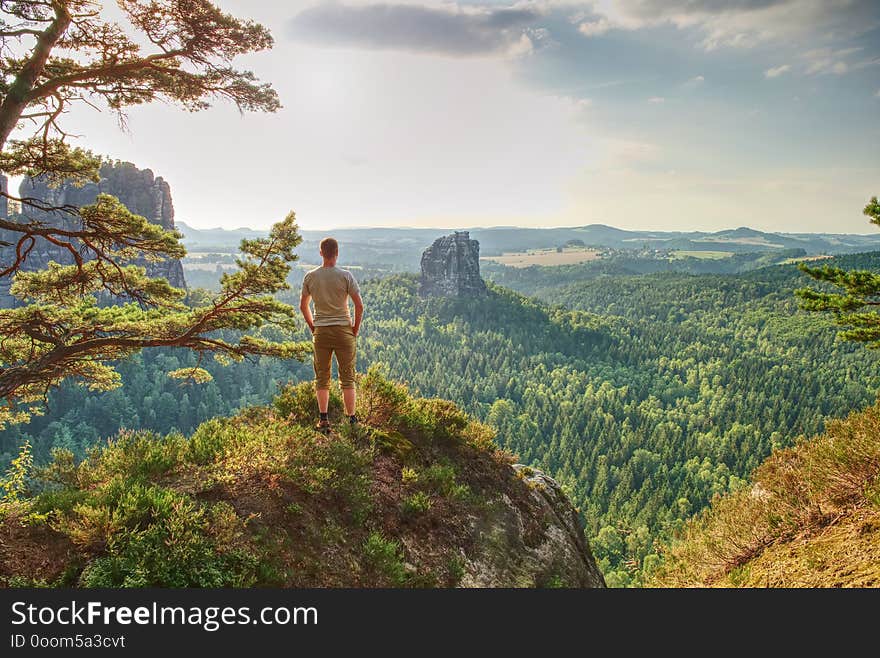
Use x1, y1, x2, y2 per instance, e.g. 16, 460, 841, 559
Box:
300, 292, 316, 335
351, 291, 364, 339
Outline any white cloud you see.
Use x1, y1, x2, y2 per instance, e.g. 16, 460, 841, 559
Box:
764, 64, 790, 78
685, 74, 705, 85
578, 17, 613, 36
648, 96, 665, 103
586, 0, 880, 53
801, 47, 877, 75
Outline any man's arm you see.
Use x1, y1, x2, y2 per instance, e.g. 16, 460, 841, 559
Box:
300, 292, 315, 333
351, 291, 364, 337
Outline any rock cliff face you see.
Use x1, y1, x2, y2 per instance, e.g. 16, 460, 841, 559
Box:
462, 465, 606, 588
0, 162, 185, 307
420, 231, 487, 297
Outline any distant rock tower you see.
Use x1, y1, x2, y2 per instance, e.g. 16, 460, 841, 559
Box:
419, 231, 488, 298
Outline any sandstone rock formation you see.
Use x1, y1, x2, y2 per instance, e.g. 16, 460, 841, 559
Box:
0, 162, 186, 307
419, 231, 487, 297
461, 464, 606, 588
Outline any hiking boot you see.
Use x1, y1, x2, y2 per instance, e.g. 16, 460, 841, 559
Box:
316, 418, 331, 433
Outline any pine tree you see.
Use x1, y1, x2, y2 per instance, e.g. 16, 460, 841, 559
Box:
0, 2, 309, 426
797, 198, 880, 346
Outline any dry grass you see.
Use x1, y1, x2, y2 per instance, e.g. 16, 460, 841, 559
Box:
652, 402, 880, 588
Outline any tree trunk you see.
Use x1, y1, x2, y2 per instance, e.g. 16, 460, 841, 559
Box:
0, 5, 71, 151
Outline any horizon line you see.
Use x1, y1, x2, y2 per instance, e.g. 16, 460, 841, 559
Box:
176, 220, 879, 238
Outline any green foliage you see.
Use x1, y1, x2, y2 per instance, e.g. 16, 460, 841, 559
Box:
403, 398, 472, 442
369, 429, 414, 460
400, 491, 433, 516
186, 419, 237, 466
1, 440, 32, 508
74, 488, 259, 588
796, 198, 880, 347
356, 363, 410, 426
8, 250, 880, 583
401, 466, 418, 484
0, 369, 515, 588
0, 1, 295, 428
446, 556, 466, 585
0, 211, 311, 427
420, 463, 470, 501
274, 381, 343, 424
362, 532, 408, 586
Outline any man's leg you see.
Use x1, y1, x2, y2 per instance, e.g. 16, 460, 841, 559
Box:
337, 326, 358, 420
313, 328, 332, 423
317, 388, 330, 414
343, 388, 356, 417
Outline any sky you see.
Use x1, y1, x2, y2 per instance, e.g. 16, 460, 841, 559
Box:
18, 1, 880, 233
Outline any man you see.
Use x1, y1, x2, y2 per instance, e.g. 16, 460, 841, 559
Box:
299, 237, 364, 431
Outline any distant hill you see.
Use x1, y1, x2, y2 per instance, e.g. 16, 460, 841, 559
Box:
177, 221, 880, 264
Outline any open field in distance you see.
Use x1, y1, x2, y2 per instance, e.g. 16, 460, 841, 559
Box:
482, 247, 602, 268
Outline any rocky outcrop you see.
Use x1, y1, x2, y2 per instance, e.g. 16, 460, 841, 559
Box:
0, 376, 606, 588
419, 231, 487, 297
461, 465, 606, 588
0, 162, 185, 307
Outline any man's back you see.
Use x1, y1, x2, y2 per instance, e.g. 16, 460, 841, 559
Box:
302, 265, 360, 327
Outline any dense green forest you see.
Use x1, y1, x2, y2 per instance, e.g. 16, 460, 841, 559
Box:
4, 253, 880, 585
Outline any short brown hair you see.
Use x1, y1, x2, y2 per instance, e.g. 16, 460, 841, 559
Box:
319, 237, 338, 257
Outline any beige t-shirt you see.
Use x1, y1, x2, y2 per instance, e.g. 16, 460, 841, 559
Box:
302, 266, 360, 326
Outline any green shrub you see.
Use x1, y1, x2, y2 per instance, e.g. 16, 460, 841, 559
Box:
362, 532, 407, 586
401, 397, 497, 451
273, 381, 343, 424
447, 556, 465, 586
420, 463, 472, 502
88, 431, 185, 480
369, 429, 414, 460
187, 418, 236, 465
31, 487, 90, 516
74, 484, 259, 587
37, 449, 80, 488
1, 441, 32, 507
403, 398, 470, 441
283, 433, 372, 523
543, 574, 566, 588
356, 364, 410, 426
401, 466, 418, 484
400, 491, 432, 516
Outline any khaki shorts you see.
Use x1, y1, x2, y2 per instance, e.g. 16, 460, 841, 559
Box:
313, 324, 357, 390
